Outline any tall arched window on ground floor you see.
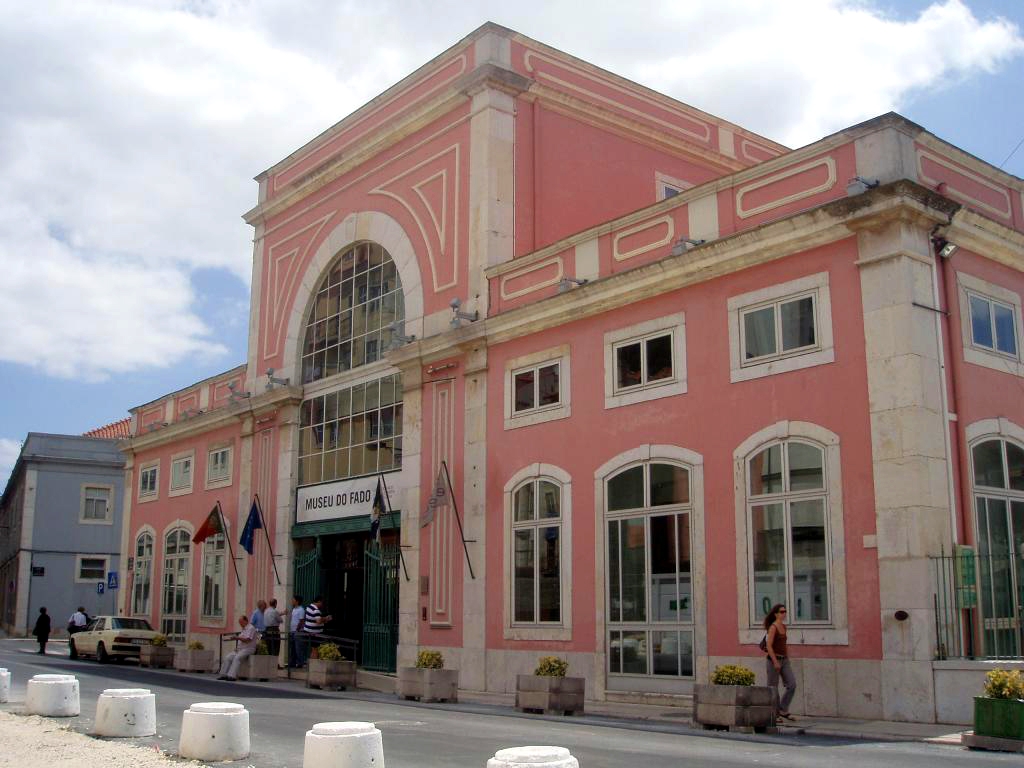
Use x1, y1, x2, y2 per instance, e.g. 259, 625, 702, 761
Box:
606, 461, 694, 678
512, 477, 563, 625
161, 528, 190, 641
201, 534, 226, 620
971, 436, 1024, 656
132, 532, 153, 616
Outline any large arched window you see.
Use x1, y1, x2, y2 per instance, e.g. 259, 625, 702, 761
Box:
971, 437, 1024, 656
161, 528, 191, 642
512, 478, 563, 624
606, 461, 693, 678
132, 532, 153, 616
301, 241, 404, 384
200, 534, 226, 620
746, 439, 829, 624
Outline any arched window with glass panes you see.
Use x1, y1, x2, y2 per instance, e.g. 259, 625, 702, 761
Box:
132, 532, 153, 616
298, 241, 404, 486
746, 439, 830, 625
605, 461, 693, 678
511, 478, 563, 625
970, 437, 1024, 657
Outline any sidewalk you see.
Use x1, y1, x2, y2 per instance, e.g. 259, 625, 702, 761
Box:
8, 640, 971, 746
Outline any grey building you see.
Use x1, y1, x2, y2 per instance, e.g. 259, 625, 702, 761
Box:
0, 433, 126, 636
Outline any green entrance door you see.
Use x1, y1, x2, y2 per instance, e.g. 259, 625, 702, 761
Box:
362, 542, 400, 672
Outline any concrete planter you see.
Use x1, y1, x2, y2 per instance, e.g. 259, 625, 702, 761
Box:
238, 654, 277, 681
397, 667, 459, 702
515, 675, 585, 715
694, 684, 777, 731
307, 658, 356, 690
175, 649, 214, 673
139, 645, 175, 669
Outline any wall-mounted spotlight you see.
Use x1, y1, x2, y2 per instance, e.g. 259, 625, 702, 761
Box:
846, 176, 880, 196
388, 320, 416, 349
449, 297, 479, 329
932, 237, 959, 259
669, 237, 705, 257
265, 367, 290, 389
557, 276, 588, 293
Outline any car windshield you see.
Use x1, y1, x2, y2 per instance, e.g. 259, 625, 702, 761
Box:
111, 618, 153, 631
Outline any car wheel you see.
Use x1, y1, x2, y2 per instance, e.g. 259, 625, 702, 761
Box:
97, 642, 109, 664
68, 640, 78, 660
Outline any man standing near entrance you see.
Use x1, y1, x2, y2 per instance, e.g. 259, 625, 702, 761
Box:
289, 594, 306, 668
250, 599, 267, 632
263, 598, 282, 661
303, 595, 332, 659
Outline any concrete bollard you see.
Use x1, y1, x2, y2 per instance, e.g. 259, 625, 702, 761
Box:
95, 688, 156, 737
26, 674, 79, 717
0, 668, 9, 703
303, 721, 385, 768
487, 746, 580, 768
179, 702, 250, 762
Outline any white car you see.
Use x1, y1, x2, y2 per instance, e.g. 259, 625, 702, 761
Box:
68, 616, 161, 663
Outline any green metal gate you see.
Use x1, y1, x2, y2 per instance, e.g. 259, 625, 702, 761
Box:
362, 542, 400, 672
294, 547, 321, 609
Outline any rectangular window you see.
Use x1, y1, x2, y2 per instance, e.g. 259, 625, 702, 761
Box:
741, 293, 817, 364
170, 456, 193, 491
969, 292, 1018, 357
79, 557, 106, 581
613, 332, 674, 393
82, 486, 111, 521
139, 465, 158, 498
207, 447, 232, 483
513, 362, 560, 415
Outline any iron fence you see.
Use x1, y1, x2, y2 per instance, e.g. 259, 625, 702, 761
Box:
933, 548, 1024, 660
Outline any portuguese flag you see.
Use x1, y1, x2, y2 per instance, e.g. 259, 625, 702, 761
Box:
192, 505, 224, 543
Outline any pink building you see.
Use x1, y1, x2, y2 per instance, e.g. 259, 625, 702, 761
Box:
117, 23, 1024, 724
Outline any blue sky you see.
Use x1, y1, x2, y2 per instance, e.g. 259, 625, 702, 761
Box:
0, 0, 1022, 484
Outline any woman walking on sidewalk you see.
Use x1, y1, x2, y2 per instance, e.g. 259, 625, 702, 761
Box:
764, 603, 796, 722
32, 607, 51, 655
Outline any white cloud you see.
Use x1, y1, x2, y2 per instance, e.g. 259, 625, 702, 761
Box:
0, 438, 21, 492
0, 0, 1020, 380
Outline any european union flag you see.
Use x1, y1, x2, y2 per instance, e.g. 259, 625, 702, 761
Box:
240, 499, 262, 555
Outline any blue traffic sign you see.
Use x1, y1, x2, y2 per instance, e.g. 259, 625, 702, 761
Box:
96, 582, 105, 594
107, 571, 119, 590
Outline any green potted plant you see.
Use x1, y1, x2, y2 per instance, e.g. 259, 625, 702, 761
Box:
397, 649, 458, 703
306, 642, 356, 691
694, 664, 776, 732
515, 656, 585, 715
175, 639, 214, 673
238, 640, 276, 681
963, 668, 1024, 750
139, 633, 175, 668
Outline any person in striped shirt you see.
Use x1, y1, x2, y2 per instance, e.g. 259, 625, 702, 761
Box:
303, 596, 332, 659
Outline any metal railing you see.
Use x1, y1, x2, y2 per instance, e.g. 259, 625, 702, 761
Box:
217, 629, 359, 681
933, 549, 1024, 660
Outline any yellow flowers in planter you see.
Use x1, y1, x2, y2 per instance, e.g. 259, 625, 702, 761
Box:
711, 664, 755, 686
187, 640, 205, 651
151, 634, 168, 647
534, 656, 569, 677
317, 642, 343, 661
416, 650, 444, 669
984, 669, 1024, 699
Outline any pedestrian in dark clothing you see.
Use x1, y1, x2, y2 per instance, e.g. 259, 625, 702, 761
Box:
33, 607, 51, 655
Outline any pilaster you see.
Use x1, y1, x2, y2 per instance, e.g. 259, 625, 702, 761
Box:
461, 342, 488, 690
856, 217, 952, 722
396, 363, 424, 668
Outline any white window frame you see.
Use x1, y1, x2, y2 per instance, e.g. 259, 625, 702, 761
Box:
138, 461, 159, 502
200, 534, 227, 621
75, 554, 108, 583
604, 313, 687, 410
132, 529, 154, 616
734, 421, 848, 646
957, 272, 1024, 377
504, 345, 571, 430
169, 450, 195, 496
80, 483, 113, 525
728, 272, 834, 383
503, 464, 573, 641
655, 171, 692, 201
205, 445, 233, 489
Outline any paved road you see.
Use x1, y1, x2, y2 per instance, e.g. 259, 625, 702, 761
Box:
0, 642, 1016, 767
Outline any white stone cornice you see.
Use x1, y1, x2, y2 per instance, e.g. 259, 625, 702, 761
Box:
944, 208, 1024, 273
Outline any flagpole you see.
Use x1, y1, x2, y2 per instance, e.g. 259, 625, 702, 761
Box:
218, 500, 242, 587
253, 494, 282, 586
379, 475, 409, 582
441, 461, 475, 580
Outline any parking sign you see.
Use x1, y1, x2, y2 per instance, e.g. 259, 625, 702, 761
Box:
96, 582, 105, 594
